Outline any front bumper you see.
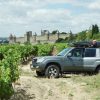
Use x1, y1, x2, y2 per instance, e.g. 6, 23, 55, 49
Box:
30, 62, 45, 71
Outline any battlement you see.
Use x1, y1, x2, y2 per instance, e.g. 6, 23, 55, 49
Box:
9, 30, 69, 44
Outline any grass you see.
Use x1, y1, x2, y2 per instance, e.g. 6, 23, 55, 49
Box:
72, 74, 100, 90
71, 74, 100, 100
48, 89, 53, 96
57, 81, 69, 95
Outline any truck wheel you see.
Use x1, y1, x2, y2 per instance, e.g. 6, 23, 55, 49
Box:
36, 71, 44, 76
96, 67, 100, 74
45, 64, 60, 78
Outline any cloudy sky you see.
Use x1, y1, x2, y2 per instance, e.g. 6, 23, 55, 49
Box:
0, 0, 100, 37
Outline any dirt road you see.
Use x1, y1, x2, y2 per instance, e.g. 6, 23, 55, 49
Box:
10, 63, 91, 100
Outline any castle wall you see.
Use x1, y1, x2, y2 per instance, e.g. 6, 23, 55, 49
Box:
36, 35, 48, 41
9, 31, 69, 44
49, 34, 59, 41
24, 34, 27, 42
35, 40, 55, 44
59, 34, 69, 39
9, 39, 15, 44
30, 36, 36, 43
16, 37, 25, 43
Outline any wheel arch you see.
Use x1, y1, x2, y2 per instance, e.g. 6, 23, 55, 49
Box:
95, 65, 100, 71
45, 62, 62, 72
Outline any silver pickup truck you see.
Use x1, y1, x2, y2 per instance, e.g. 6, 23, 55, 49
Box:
30, 47, 100, 78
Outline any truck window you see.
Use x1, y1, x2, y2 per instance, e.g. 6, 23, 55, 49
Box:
70, 48, 83, 57
84, 48, 96, 57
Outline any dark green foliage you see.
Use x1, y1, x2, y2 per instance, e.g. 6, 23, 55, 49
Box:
51, 30, 58, 34
37, 44, 53, 56
77, 31, 87, 41
0, 81, 14, 100
55, 43, 68, 52
0, 44, 38, 99
92, 24, 99, 36
68, 30, 74, 42
0, 47, 20, 99
24, 41, 31, 45
92, 33, 100, 41
56, 38, 65, 43
61, 32, 67, 34
0, 53, 4, 60
56, 30, 76, 43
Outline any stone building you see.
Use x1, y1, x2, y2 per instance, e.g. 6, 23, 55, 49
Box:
9, 34, 16, 43
9, 30, 69, 44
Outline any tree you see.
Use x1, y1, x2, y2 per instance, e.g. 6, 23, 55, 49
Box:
55, 38, 64, 43
61, 32, 67, 34
76, 31, 87, 41
85, 30, 92, 40
51, 30, 58, 34
92, 25, 95, 36
92, 24, 99, 36
95, 24, 99, 34
68, 30, 74, 42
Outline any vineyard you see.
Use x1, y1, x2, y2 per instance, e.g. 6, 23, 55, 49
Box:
0, 43, 67, 99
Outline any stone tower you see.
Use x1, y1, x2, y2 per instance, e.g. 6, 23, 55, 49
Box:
45, 32, 49, 41
41, 30, 49, 36
56, 30, 59, 39
9, 34, 16, 43
24, 31, 32, 43
13, 35, 16, 43
33, 32, 37, 42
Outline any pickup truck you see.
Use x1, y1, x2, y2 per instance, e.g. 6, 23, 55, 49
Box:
30, 47, 100, 78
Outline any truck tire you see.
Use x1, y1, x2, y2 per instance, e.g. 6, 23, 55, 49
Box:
36, 71, 44, 76
45, 64, 60, 78
96, 67, 100, 74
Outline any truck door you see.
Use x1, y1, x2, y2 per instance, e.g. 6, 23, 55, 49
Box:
64, 48, 84, 71
83, 48, 96, 71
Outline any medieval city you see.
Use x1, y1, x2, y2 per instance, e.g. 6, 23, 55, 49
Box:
9, 30, 69, 44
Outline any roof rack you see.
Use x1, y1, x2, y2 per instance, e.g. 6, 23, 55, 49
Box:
71, 41, 100, 48
72, 41, 91, 47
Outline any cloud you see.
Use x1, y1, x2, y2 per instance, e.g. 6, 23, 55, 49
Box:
0, 0, 100, 37
88, 1, 100, 10
46, 0, 73, 4
70, 12, 100, 32
27, 9, 71, 23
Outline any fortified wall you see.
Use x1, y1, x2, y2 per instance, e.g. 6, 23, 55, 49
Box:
9, 30, 69, 44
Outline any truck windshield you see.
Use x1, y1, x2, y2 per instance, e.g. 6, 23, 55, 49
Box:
57, 48, 71, 56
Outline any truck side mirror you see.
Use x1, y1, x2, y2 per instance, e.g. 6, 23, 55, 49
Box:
67, 53, 72, 57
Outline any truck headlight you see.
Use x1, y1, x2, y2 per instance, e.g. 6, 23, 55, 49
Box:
37, 57, 45, 63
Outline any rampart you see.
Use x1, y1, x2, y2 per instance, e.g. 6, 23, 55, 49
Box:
9, 30, 69, 44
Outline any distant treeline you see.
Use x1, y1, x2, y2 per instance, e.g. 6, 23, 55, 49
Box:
56, 24, 100, 43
